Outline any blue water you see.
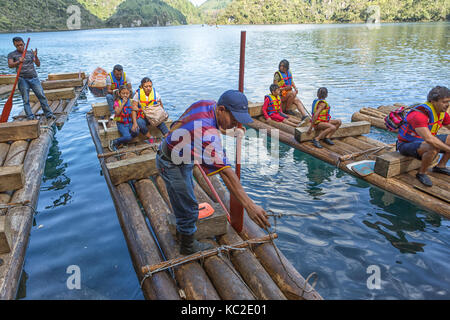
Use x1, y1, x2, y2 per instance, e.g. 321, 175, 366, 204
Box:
0, 22, 449, 300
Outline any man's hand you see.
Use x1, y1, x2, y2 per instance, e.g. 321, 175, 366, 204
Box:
307, 125, 314, 134
31, 49, 38, 58
131, 123, 139, 133
247, 204, 271, 229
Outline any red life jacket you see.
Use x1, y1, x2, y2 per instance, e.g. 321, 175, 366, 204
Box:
113, 99, 133, 124
398, 102, 445, 143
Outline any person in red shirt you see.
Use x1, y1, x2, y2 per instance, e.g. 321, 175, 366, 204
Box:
262, 84, 301, 127
397, 86, 450, 186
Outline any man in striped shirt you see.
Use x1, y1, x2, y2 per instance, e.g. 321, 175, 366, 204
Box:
157, 90, 270, 255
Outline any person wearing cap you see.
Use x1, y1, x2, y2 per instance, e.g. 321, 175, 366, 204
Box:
7, 36, 55, 120
157, 90, 271, 255
106, 64, 132, 118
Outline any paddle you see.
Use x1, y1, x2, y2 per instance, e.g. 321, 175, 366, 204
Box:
0, 37, 31, 123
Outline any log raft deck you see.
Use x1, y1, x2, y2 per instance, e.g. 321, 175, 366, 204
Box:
0, 72, 87, 299
247, 103, 449, 219
86, 103, 323, 300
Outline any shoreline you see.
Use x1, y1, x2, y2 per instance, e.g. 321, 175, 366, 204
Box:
0, 20, 448, 35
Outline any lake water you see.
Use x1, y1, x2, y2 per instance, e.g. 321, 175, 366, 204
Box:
0, 22, 449, 300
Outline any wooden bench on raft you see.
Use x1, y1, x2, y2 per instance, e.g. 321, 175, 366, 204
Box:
0, 120, 41, 254
92, 102, 173, 148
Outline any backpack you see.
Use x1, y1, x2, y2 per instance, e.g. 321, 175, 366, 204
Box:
384, 105, 417, 132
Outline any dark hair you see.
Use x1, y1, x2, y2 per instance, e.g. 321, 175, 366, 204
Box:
427, 86, 450, 102
114, 85, 130, 100
317, 87, 328, 100
113, 64, 123, 72
279, 59, 289, 71
270, 84, 279, 94
12, 37, 24, 44
140, 77, 152, 87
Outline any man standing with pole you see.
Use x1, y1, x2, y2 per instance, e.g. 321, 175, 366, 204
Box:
7, 37, 55, 120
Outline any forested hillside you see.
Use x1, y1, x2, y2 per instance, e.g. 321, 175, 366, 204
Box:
105, 0, 187, 27
0, 0, 102, 32
0, 0, 447, 33
216, 0, 449, 24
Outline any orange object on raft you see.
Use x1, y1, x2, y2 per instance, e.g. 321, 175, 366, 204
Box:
198, 202, 214, 219
88, 67, 108, 97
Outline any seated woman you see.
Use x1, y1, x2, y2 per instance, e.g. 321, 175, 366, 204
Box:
262, 84, 301, 127
308, 87, 342, 148
109, 85, 142, 151
132, 77, 169, 143
274, 59, 308, 120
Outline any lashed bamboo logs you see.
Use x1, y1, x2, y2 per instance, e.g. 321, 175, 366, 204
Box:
86, 114, 180, 300
134, 178, 220, 300
0, 127, 52, 299
115, 183, 181, 300
207, 174, 323, 300
192, 183, 257, 300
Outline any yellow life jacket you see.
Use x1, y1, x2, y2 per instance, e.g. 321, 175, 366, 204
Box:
312, 99, 331, 125
109, 72, 127, 90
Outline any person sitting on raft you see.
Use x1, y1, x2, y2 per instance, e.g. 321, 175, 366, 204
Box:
108, 85, 142, 151
262, 84, 301, 127
106, 64, 132, 120
308, 87, 342, 149
274, 59, 308, 120
397, 85, 450, 187
132, 77, 169, 142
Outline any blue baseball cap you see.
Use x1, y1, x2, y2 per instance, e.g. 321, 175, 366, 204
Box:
217, 90, 253, 124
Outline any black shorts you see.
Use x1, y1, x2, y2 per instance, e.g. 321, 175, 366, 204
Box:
397, 134, 448, 160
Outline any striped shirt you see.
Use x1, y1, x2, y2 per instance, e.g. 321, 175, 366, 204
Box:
164, 100, 231, 176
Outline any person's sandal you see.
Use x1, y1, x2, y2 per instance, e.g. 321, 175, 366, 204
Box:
323, 138, 334, 145
312, 139, 323, 148
432, 166, 450, 176
416, 173, 432, 187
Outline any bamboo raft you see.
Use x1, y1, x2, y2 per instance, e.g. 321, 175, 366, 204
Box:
351, 103, 450, 135
247, 103, 450, 219
86, 103, 323, 300
0, 72, 87, 299
0, 75, 15, 97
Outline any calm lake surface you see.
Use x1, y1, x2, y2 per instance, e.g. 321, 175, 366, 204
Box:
0, 22, 449, 300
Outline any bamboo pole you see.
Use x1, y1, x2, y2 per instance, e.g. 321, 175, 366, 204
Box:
134, 178, 221, 300
207, 174, 323, 300
258, 116, 296, 135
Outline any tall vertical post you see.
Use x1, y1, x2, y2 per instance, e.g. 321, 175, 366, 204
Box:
229, 31, 246, 233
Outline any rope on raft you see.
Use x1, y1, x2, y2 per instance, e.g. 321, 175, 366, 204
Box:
0, 200, 38, 216
139, 234, 276, 289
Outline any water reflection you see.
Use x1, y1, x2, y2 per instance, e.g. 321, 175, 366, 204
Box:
41, 139, 73, 209
361, 187, 443, 254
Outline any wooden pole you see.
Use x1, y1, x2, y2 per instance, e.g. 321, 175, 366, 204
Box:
229, 30, 246, 233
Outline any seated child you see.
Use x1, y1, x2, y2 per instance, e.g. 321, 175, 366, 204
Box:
262, 84, 301, 127
308, 87, 342, 148
109, 85, 144, 151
